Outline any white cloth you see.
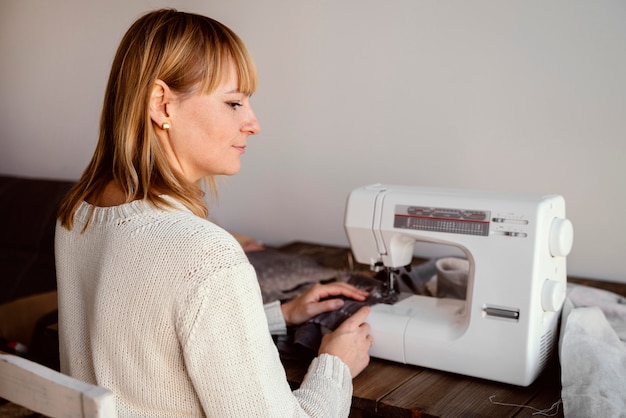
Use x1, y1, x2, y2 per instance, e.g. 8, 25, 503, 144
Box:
559, 284, 626, 418
55, 197, 352, 417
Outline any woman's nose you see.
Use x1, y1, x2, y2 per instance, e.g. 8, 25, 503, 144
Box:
243, 109, 261, 135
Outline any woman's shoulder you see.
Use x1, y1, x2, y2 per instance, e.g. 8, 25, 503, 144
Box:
148, 204, 247, 263
149, 204, 238, 242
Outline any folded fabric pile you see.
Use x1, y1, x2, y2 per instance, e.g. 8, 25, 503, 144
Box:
559, 283, 626, 417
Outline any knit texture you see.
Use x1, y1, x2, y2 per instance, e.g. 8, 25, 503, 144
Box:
55, 197, 352, 417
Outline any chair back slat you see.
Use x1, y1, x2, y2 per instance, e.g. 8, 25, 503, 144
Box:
0, 354, 116, 418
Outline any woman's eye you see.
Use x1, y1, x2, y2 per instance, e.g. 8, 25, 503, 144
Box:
227, 101, 243, 110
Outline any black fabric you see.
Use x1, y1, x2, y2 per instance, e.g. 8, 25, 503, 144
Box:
276, 273, 398, 360
0, 176, 74, 304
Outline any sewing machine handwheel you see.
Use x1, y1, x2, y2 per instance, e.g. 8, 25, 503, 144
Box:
549, 218, 573, 257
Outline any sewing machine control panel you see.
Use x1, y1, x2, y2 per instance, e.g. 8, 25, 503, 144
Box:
394, 205, 490, 236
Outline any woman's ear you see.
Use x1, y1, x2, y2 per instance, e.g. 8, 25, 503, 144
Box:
149, 80, 172, 128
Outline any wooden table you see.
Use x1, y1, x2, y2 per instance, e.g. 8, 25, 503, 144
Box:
276, 241, 625, 418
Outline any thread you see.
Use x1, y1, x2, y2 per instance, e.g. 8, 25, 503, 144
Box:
488, 395, 562, 416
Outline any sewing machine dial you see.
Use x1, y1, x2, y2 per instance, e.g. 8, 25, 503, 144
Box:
549, 218, 574, 257
541, 279, 565, 312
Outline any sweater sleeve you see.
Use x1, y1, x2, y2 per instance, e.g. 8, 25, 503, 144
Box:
177, 261, 353, 417
264, 300, 287, 335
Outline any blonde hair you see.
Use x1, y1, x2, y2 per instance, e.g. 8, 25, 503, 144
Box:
58, 9, 257, 229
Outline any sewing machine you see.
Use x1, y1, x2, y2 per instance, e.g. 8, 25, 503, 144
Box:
344, 184, 573, 386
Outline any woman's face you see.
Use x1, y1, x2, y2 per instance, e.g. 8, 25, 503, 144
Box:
163, 63, 260, 182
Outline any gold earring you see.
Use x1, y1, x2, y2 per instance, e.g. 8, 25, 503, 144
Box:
162, 122, 170, 130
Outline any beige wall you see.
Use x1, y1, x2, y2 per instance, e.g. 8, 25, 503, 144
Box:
1, 0, 625, 282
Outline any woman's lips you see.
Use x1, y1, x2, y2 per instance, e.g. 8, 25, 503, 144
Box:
233, 145, 246, 154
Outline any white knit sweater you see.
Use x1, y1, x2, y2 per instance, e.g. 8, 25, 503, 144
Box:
55, 197, 352, 417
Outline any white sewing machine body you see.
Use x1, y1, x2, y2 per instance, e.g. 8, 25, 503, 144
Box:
344, 184, 573, 386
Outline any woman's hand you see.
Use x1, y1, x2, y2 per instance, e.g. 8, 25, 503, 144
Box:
280, 282, 369, 326
319, 306, 372, 378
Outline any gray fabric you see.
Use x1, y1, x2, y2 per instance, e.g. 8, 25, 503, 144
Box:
559, 284, 626, 417
247, 249, 338, 303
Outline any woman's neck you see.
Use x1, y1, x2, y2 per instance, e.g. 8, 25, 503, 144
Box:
87, 180, 128, 207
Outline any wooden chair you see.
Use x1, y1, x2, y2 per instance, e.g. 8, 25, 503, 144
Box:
0, 353, 116, 417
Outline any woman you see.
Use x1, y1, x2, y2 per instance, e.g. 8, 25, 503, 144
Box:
55, 9, 372, 417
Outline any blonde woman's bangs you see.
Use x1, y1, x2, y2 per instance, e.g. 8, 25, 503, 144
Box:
197, 28, 257, 96
231, 44, 257, 96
